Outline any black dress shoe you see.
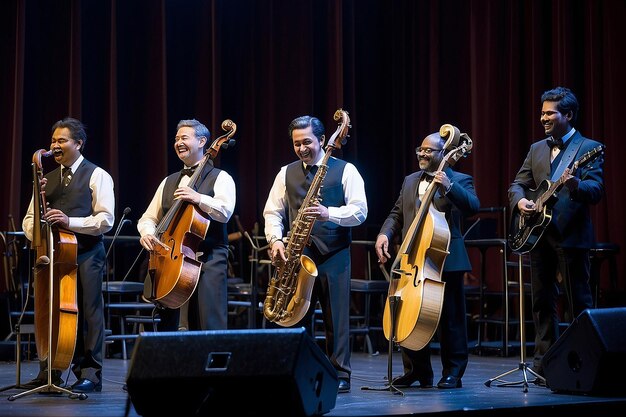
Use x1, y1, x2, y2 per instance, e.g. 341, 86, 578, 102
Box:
338, 379, 351, 393
392, 373, 433, 388
437, 375, 462, 389
71, 378, 102, 393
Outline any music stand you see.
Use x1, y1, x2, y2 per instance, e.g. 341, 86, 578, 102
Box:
484, 252, 546, 392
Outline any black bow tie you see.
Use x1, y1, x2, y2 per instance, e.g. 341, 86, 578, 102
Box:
422, 173, 435, 183
305, 165, 318, 177
181, 165, 198, 177
547, 137, 564, 150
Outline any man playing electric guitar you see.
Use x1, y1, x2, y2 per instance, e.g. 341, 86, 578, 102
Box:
508, 87, 604, 382
509, 144, 604, 254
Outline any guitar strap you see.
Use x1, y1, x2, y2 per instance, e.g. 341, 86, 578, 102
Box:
550, 134, 584, 182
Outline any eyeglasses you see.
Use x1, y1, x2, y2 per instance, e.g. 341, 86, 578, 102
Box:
415, 147, 443, 155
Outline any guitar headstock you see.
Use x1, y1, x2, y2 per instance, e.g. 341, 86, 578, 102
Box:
326, 109, 350, 151
572, 144, 605, 171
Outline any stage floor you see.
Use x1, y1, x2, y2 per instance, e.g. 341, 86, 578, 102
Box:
1, 347, 625, 417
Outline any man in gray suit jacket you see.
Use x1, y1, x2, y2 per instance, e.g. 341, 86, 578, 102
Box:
508, 86, 604, 379
375, 131, 480, 389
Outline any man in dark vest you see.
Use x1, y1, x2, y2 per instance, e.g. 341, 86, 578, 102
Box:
137, 119, 236, 331
263, 115, 368, 394
22, 117, 115, 393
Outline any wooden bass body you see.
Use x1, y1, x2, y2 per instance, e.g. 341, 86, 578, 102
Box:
382, 205, 449, 350
148, 204, 209, 309
33, 226, 78, 370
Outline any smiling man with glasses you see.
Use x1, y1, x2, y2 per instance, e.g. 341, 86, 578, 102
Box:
415, 146, 443, 155
375, 129, 480, 390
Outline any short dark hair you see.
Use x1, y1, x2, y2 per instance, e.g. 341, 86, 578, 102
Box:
541, 86, 579, 126
51, 117, 87, 151
288, 116, 325, 142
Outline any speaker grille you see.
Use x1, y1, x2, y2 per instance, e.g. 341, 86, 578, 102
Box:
543, 308, 626, 395
126, 328, 338, 416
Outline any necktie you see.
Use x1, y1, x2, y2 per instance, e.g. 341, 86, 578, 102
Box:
181, 165, 198, 177
305, 165, 318, 182
547, 137, 564, 150
62, 167, 72, 186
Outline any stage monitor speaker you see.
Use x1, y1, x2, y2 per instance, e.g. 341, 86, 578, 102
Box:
126, 328, 338, 416
542, 307, 626, 395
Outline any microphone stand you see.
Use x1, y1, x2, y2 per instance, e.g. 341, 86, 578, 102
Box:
484, 252, 546, 392
9, 224, 86, 401
361, 268, 404, 395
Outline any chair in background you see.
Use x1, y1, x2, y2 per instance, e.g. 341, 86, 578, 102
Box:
102, 281, 158, 360
589, 242, 620, 308
227, 222, 271, 330
349, 240, 389, 355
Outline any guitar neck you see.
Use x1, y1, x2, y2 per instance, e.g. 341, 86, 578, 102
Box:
536, 176, 566, 210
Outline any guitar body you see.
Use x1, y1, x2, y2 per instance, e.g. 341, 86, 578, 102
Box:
508, 179, 556, 253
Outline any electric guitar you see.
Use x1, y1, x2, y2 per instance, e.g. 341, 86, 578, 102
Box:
509, 145, 604, 253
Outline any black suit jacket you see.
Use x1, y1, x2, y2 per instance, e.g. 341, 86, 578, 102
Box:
379, 167, 480, 272
508, 131, 604, 249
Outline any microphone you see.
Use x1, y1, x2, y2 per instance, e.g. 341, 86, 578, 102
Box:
105, 207, 132, 260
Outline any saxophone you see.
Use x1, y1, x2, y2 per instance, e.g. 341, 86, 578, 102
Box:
263, 109, 351, 326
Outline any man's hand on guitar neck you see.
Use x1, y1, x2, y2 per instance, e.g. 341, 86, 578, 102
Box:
562, 167, 580, 192
517, 198, 536, 215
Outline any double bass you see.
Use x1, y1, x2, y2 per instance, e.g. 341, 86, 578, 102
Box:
382, 125, 472, 350
146, 120, 237, 309
31, 149, 79, 371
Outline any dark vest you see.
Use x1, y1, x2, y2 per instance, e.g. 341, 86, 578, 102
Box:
44, 159, 102, 252
162, 161, 228, 249
285, 157, 351, 255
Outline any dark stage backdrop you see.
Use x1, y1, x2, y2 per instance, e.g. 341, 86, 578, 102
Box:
1, 1, 624, 296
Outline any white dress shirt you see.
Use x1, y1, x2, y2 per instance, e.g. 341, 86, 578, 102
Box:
263, 155, 368, 242
22, 154, 115, 240
551, 127, 576, 163
137, 168, 236, 238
